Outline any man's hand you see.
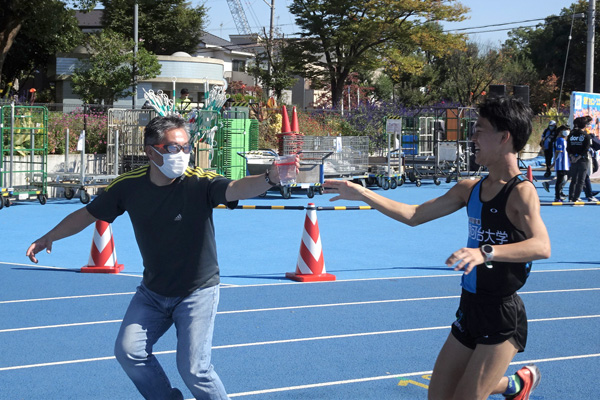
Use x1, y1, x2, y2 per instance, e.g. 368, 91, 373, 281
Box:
26, 237, 53, 264
445, 247, 485, 274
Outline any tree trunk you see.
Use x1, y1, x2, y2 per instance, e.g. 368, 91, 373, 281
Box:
331, 70, 350, 110
0, 20, 24, 89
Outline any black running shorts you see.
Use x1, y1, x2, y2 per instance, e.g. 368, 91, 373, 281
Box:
450, 289, 528, 352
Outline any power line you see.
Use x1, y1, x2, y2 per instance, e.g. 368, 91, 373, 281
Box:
458, 24, 542, 35
443, 14, 575, 35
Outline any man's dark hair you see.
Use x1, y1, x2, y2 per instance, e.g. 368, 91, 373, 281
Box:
180, 88, 189, 95
144, 115, 188, 146
477, 96, 533, 152
573, 115, 593, 129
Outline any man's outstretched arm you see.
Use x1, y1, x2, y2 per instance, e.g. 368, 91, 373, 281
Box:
26, 207, 98, 263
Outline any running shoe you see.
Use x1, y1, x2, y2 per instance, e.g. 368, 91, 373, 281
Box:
587, 196, 598, 202
542, 181, 550, 192
506, 364, 541, 400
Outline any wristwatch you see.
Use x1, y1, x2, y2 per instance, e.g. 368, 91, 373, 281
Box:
481, 244, 494, 267
264, 170, 277, 186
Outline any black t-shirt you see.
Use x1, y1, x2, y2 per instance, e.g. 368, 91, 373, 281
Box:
567, 128, 591, 158
86, 165, 237, 297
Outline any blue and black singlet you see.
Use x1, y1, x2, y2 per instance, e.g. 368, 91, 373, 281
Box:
462, 175, 532, 297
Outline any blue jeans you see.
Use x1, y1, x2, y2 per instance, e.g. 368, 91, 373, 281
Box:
114, 283, 229, 400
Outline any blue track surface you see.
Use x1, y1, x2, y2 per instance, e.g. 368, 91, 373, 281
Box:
1, 171, 599, 399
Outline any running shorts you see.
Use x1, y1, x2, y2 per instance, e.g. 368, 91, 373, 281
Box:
451, 289, 528, 352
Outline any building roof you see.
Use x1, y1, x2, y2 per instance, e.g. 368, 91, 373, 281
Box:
200, 32, 234, 49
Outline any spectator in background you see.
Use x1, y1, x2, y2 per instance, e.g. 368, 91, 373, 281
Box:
546, 125, 570, 202
176, 88, 192, 116
540, 120, 557, 177
567, 115, 593, 202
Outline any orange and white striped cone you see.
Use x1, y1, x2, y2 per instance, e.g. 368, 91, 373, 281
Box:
81, 220, 124, 274
286, 203, 336, 282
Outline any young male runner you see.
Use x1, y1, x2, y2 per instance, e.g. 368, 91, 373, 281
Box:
324, 96, 550, 400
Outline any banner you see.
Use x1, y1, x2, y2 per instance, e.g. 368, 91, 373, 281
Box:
570, 91, 600, 178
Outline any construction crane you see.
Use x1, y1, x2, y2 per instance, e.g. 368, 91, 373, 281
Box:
226, 0, 253, 35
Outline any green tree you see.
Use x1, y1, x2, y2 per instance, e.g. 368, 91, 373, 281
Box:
71, 30, 161, 104
503, 1, 590, 96
2, 2, 82, 97
101, 0, 206, 55
436, 42, 504, 106
0, 0, 85, 90
285, 0, 468, 108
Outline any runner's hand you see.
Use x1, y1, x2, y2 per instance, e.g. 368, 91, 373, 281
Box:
445, 247, 485, 274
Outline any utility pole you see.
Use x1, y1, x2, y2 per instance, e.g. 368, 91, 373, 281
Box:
266, 0, 275, 98
586, 0, 595, 92
132, 2, 138, 109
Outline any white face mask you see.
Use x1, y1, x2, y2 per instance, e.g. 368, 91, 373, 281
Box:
151, 147, 190, 179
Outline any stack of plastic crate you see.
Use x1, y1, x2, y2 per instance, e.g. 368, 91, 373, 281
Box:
249, 119, 259, 151
213, 118, 250, 180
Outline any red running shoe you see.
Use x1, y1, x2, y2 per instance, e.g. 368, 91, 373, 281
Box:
507, 364, 541, 400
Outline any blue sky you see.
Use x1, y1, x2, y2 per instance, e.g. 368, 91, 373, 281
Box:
198, 0, 573, 45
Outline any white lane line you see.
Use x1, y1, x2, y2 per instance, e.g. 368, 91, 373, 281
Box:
219, 267, 600, 288
2, 314, 599, 372
3, 288, 600, 332
225, 353, 600, 398
0, 292, 135, 304
0, 320, 123, 333
218, 294, 461, 314
2, 281, 599, 306
0, 261, 143, 276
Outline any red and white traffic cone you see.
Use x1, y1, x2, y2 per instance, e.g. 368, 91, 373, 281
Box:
286, 203, 336, 282
526, 165, 533, 182
81, 220, 124, 274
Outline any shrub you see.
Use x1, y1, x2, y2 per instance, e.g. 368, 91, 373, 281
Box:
48, 109, 108, 154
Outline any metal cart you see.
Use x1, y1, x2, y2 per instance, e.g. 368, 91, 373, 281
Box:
46, 129, 119, 204
0, 104, 48, 209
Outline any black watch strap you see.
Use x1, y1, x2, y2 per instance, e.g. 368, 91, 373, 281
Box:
265, 170, 277, 186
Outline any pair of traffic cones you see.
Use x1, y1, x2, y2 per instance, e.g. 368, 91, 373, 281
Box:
81, 220, 124, 274
280, 104, 299, 134
286, 203, 336, 282
80, 205, 333, 280
277, 105, 302, 155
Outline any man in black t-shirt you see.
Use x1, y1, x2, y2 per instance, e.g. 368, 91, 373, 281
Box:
567, 115, 592, 202
26, 115, 293, 399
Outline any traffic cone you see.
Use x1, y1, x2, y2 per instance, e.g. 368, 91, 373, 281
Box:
526, 165, 533, 182
286, 203, 336, 282
281, 105, 291, 133
291, 106, 299, 133
81, 220, 124, 274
